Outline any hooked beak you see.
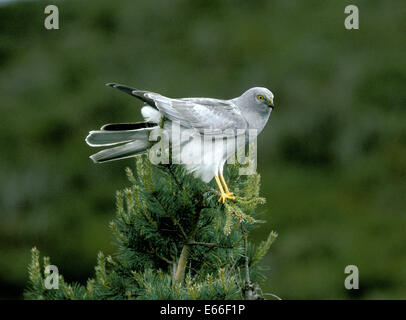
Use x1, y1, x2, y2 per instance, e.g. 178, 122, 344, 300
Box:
268, 98, 274, 108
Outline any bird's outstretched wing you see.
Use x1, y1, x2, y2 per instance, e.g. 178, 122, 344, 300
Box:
107, 83, 247, 133
146, 93, 247, 133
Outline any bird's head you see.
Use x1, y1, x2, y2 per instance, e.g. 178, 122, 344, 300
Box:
242, 87, 275, 109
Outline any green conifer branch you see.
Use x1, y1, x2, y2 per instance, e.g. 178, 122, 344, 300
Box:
24, 155, 277, 300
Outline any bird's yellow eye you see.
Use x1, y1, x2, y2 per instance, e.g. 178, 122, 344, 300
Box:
257, 95, 264, 100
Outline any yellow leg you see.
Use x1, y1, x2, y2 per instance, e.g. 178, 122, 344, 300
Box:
215, 175, 235, 203
220, 174, 234, 199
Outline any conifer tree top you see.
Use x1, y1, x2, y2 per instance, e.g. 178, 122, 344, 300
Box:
25, 157, 277, 300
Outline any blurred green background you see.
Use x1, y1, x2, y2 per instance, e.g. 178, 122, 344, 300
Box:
1, 0, 405, 299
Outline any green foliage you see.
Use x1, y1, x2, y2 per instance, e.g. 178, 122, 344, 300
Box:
251, 232, 278, 268
25, 156, 276, 300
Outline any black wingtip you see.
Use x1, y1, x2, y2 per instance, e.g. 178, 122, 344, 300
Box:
106, 83, 137, 95
104, 82, 158, 109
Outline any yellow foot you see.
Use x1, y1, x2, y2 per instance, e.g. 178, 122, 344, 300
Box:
218, 192, 236, 203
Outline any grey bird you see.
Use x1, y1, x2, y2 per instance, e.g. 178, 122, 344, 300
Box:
86, 83, 275, 203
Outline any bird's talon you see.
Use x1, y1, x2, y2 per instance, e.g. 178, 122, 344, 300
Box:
225, 192, 235, 199
218, 192, 236, 203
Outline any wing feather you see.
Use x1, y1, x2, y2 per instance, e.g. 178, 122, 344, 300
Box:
144, 93, 247, 133
106, 83, 247, 133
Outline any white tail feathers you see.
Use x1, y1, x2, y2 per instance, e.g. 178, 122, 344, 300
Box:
86, 128, 154, 147
89, 139, 151, 163
86, 122, 158, 163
